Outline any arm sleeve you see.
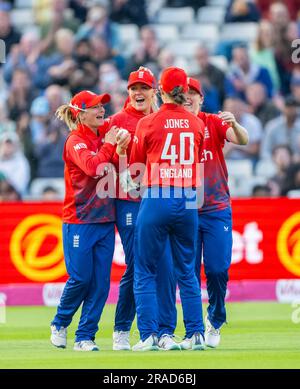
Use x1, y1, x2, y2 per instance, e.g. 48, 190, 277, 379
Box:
66, 136, 115, 177
129, 120, 147, 165
213, 115, 231, 143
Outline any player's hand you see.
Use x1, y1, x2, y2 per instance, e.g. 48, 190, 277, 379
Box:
116, 129, 131, 156
105, 126, 118, 145
218, 111, 237, 127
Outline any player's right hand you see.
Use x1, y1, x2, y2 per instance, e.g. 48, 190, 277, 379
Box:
105, 126, 119, 145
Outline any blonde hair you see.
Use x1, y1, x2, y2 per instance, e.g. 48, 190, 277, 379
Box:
151, 93, 159, 112
55, 104, 80, 130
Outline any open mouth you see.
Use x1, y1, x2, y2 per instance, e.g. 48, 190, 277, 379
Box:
96, 115, 104, 120
135, 97, 145, 104
184, 102, 192, 107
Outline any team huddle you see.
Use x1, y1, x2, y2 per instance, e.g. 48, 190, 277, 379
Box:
50, 66, 249, 352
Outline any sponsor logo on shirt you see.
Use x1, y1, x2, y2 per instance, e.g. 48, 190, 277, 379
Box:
73, 143, 88, 151
200, 149, 213, 162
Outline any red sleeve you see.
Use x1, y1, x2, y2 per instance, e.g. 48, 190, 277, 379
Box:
212, 115, 231, 143
66, 135, 115, 177
129, 118, 148, 165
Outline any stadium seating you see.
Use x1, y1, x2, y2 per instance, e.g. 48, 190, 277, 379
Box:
255, 160, 277, 179
157, 7, 195, 25
166, 40, 202, 59
181, 24, 219, 43
10, 9, 35, 33
151, 24, 179, 43
29, 178, 65, 200
197, 6, 225, 25
220, 23, 259, 43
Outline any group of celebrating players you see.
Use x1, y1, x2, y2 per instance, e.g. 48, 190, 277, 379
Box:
49, 65, 248, 352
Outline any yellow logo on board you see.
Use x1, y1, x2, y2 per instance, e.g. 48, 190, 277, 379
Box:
9, 214, 66, 282
277, 212, 300, 277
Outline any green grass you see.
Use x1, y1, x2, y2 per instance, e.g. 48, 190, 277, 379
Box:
0, 303, 300, 369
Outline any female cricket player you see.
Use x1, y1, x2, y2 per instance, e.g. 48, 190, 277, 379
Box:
50, 90, 129, 352
110, 67, 178, 351
179, 77, 249, 349
124, 67, 206, 351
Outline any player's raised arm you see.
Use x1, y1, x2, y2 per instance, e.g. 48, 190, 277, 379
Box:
65, 127, 118, 177
218, 111, 249, 145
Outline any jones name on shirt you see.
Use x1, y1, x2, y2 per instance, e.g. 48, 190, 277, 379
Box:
164, 119, 189, 129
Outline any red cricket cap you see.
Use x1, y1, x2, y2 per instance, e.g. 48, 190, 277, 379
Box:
187, 77, 203, 96
159, 67, 188, 94
127, 68, 156, 89
69, 90, 111, 118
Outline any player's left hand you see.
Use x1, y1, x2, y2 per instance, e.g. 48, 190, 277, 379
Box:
218, 111, 237, 127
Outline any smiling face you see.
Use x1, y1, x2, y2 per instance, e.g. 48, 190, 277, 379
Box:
79, 103, 105, 131
184, 87, 203, 115
128, 83, 155, 114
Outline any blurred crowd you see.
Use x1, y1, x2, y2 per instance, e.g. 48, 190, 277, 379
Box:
0, 0, 300, 201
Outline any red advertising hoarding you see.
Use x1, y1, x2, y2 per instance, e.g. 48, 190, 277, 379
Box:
0, 199, 300, 285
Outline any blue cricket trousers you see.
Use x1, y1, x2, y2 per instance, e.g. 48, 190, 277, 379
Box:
114, 199, 176, 337
134, 187, 204, 341
195, 207, 233, 329
51, 222, 115, 342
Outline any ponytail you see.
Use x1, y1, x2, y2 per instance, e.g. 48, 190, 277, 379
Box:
169, 86, 186, 105
55, 104, 79, 130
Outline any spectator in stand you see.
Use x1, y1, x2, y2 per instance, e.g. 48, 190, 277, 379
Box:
0, 177, 21, 201
75, 5, 119, 52
15, 111, 37, 181
157, 48, 187, 73
35, 28, 76, 89
0, 3, 21, 58
7, 68, 36, 122
110, 90, 128, 114
125, 26, 161, 76
69, 40, 98, 94
29, 96, 51, 147
260, 96, 300, 161
281, 163, 300, 196
45, 84, 66, 116
98, 62, 125, 95
225, 0, 261, 23
193, 45, 226, 107
257, 0, 300, 20
45, 84, 69, 138
290, 72, 300, 105
109, 0, 148, 27
0, 131, 30, 196
250, 20, 281, 93
89, 35, 125, 74
223, 97, 263, 165
225, 44, 274, 100
252, 184, 271, 197
268, 145, 293, 196
69, 0, 88, 23
245, 82, 280, 127
34, 124, 66, 178
268, 2, 294, 95
3, 30, 41, 84
0, 100, 16, 134
37, 0, 80, 54
42, 186, 61, 201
